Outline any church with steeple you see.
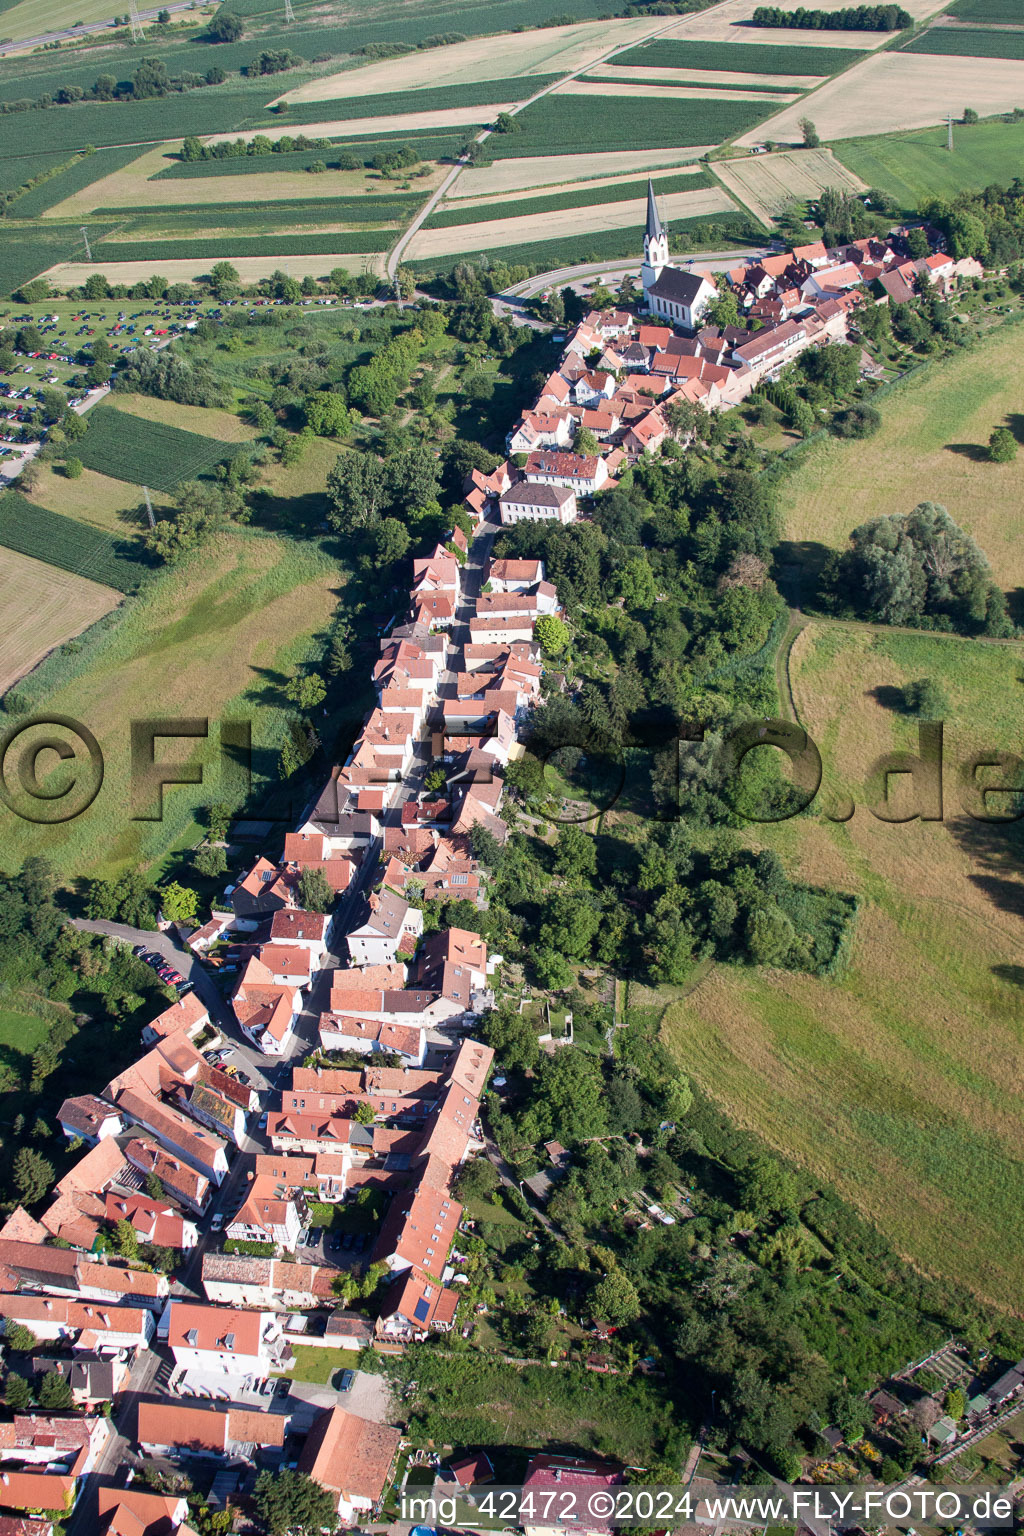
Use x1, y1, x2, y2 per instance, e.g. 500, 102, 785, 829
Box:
640, 178, 718, 331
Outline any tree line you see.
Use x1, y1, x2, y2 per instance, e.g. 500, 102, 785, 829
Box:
751, 4, 911, 26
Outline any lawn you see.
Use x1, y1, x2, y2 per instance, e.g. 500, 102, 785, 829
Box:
904, 25, 1024, 58
661, 619, 1024, 1311
0, 1007, 61, 1083
776, 320, 1024, 599
276, 1345, 361, 1384
835, 119, 1024, 209
74, 404, 236, 492
0, 528, 344, 879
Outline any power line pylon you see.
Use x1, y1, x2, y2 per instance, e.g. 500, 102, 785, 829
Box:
80, 225, 93, 261
129, 0, 146, 43
284, 0, 295, 21
947, 112, 954, 152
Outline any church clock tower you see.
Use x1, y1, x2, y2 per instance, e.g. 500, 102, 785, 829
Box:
641, 178, 669, 296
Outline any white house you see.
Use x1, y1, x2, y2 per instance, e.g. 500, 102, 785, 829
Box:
523, 451, 607, 496
346, 889, 422, 969
165, 1301, 290, 1378
499, 483, 578, 525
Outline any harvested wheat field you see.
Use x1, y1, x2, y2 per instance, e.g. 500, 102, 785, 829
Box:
274, 16, 674, 104
588, 61, 825, 87
206, 105, 509, 146
407, 185, 737, 258
659, 617, 1024, 1309
555, 78, 798, 102
0, 549, 120, 694
660, 0, 944, 44
715, 147, 866, 223
737, 50, 1024, 143
45, 151, 445, 219
46, 252, 378, 288
451, 147, 712, 197
451, 161, 707, 212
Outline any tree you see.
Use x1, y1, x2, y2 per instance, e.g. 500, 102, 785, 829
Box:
989, 426, 1017, 463
902, 677, 949, 719
739, 1155, 799, 1217
369, 516, 411, 568
535, 614, 570, 658
575, 427, 600, 457
355, 1102, 376, 1125
194, 845, 228, 879
457, 1157, 500, 1201
4, 1373, 31, 1411
253, 1470, 336, 1536
130, 57, 170, 97
298, 866, 333, 913
285, 674, 326, 711
208, 260, 240, 299
207, 9, 243, 40
145, 1170, 165, 1201
962, 106, 979, 124
304, 390, 350, 437
708, 276, 740, 328
63, 456, 83, 479
4, 1323, 39, 1354
114, 1217, 140, 1260
13, 1147, 54, 1206
799, 116, 820, 148
38, 1370, 73, 1410
161, 882, 199, 925
494, 110, 521, 133
592, 1268, 641, 1327
554, 823, 597, 881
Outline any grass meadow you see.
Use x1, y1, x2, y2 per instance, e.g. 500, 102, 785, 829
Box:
0, 529, 344, 879
776, 321, 1024, 600
660, 619, 1024, 1310
835, 120, 1024, 209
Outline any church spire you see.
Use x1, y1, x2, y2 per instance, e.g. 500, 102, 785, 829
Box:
645, 178, 665, 243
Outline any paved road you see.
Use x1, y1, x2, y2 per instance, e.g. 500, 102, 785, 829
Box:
64, 1339, 162, 1536
495, 246, 773, 305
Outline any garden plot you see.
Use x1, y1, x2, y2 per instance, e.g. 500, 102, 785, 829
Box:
406, 184, 737, 258
714, 147, 866, 223
736, 49, 1024, 143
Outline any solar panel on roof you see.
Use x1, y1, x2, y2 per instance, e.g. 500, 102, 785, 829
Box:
414, 1298, 430, 1322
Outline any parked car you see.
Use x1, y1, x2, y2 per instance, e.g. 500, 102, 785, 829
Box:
235, 1071, 251, 1086
210, 1212, 224, 1232
274, 1378, 290, 1396
338, 1370, 354, 1392
258, 1112, 269, 1130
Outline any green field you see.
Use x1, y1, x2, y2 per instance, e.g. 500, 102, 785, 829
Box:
425, 169, 714, 228
659, 619, 1024, 1312
111, 195, 419, 227
577, 73, 800, 92
408, 211, 753, 272
10, 146, 151, 219
90, 228, 391, 262
777, 320, 1024, 597
74, 405, 234, 492
904, 24, 1024, 57
0, 491, 149, 591
0, 149, 74, 199
276, 75, 559, 118
0, 528, 344, 878
485, 94, 771, 158
616, 38, 866, 74
947, 0, 1024, 18
835, 119, 1024, 209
